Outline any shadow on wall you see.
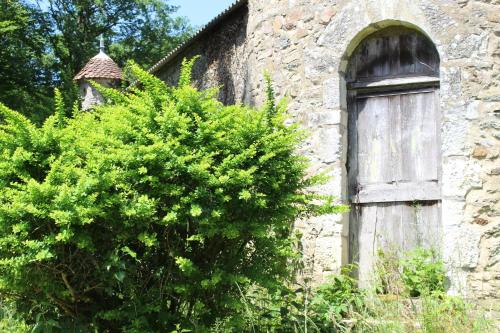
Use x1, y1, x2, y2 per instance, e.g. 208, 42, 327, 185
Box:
155, 4, 250, 106
207, 12, 249, 105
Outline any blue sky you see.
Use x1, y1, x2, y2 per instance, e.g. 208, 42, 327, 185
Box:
170, 0, 235, 27
36, 0, 235, 28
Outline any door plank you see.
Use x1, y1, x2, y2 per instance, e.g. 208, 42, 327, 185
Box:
401, 92, 439, 181
389, 94, 403, 182
357, 96, 391, 183
351, 181, 441, 203
347, 91, 358, 198
356, 204, 378, 287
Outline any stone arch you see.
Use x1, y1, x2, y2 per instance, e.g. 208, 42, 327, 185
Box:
338, 20, 441, 76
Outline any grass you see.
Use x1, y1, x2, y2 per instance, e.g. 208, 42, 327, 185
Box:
347, 293, 494, 333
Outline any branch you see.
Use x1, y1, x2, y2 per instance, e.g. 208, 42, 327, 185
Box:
61, 272, 77, 301
48, 294, 76, 318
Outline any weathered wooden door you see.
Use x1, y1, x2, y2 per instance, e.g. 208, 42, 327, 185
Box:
346, 27, 441, 286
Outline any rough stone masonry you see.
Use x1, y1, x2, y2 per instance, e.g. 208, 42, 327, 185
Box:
151, 0, 499, 304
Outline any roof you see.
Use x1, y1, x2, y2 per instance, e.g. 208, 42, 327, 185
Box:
74, 51, 122, 81
149, 0, 248, 74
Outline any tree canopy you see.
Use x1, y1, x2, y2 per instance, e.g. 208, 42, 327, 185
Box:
0, 0, 54, 123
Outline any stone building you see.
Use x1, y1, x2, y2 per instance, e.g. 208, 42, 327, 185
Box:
153, 0, 498, 303
74, 37, 122, 110
148, 0, 499, 302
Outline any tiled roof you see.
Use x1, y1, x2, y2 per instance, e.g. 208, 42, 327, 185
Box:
149, 0, 248, 74
74, 51, 122, 81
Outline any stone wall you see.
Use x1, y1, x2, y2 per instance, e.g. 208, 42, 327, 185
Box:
155, 4, 249, 105
154, 0, 500, 302
79, 79, 119, 110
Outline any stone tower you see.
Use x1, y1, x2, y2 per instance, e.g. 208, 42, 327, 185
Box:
73, 36, 122, 110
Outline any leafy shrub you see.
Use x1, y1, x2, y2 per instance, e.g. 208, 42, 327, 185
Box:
0, 58, 343, 331
309, 265, 366, 329
400, 248, 446, 297
209, 284, 306, 332
374, 248, 405, 295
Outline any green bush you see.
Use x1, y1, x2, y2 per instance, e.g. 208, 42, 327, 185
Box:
400, 248, 446, 297
209, 284, 306, 332
0, 58, 343, 331
309, 265, 366, 329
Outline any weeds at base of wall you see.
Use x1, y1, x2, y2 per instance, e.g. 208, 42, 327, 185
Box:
348, 293, 493, 333
209, 248, 495, 333
207, 282, 494, 332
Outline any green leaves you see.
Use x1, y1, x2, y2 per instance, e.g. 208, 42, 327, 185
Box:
0, 20, 20, 34
54, 88, 65, 129
189, 204, 202, 217
175, 257, 196, 276
0, 1, 54, 123
1, 0, 193, 125
178, 56, 200, 88
400, 248, 446, 297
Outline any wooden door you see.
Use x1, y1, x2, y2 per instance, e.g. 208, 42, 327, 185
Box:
346, 27, 441, 286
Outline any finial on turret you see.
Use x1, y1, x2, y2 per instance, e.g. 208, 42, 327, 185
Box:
99, 34, 105, 53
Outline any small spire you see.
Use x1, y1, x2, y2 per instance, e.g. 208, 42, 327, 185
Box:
99, 34, 105, 53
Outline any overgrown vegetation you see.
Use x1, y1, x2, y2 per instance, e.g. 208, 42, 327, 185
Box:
0, 58, 343, 331
206, 248, 493, 332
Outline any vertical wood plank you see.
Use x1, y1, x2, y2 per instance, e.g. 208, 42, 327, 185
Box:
357, 204, 378, 288
389, 95, 403, 181
401, 93, 417, 181
347, 91, 358, 198
357, 96, 391, 183
400, 92, 439, 181
388, 34, 400, 77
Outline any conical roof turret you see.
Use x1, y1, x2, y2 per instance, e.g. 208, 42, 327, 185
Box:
74, 36, 122, 81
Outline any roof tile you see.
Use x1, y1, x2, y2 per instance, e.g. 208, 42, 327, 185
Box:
74, 51, 122, 81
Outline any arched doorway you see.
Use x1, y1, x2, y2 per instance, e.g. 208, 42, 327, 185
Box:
345, 26, 441, 286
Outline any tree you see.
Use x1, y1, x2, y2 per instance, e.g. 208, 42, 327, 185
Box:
0, 0, 54, 122
0, 59, 343, 331
107, 0, 192, 69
